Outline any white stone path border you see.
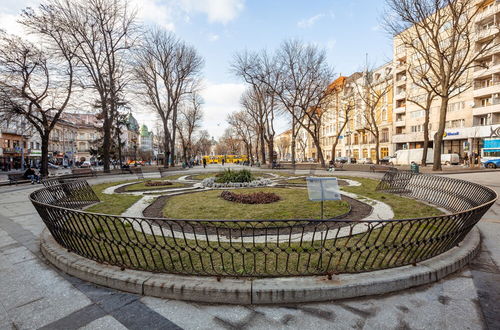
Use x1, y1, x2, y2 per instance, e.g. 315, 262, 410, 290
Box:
96, 175, 395, 243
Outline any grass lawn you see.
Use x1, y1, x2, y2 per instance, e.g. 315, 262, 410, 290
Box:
163, 187, 350, 220
338, 176, 442, 219
162, 174, 188, 180
86, 181, 142, 215
124, 180, 188, 192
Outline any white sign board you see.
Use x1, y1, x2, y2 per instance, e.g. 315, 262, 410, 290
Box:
306, 177, 341, 201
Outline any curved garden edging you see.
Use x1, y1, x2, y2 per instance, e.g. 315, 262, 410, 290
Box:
40, 226, 480, 304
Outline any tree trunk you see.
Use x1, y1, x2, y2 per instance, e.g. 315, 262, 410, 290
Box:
433, 96, 449, 171
267, 140, 274, 168
163, 121, 170, 168
311, 136, 325, 167
260, 129, 266, 165
40, 133, 50, 177
375, 138, 380, 165
102, 115, 111, 173
170, 107, 178, 167
422, 109, 431, 166
291, 134, 296, 167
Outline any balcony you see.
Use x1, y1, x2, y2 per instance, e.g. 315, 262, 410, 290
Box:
476, 3, 500, 23
394, 120, 406, 127
395, 91, 406, 100
476, 26, 500, 42
473, 61, 500, 78
472, 102, 500, 116
473, 81, 500, 97
394, 106, 407, 114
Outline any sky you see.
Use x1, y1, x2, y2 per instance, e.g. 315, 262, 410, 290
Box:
0, 0, 393, 139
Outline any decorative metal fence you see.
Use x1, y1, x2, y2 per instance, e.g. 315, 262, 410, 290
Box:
30, 171, 497, 277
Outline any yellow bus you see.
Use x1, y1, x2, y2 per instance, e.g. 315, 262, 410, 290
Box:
202, 155, 248, 164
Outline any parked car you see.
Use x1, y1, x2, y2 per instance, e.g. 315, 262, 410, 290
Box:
441, 153, 460, 165
482, 158, 500, 168
379, 156, 393, 165
335, 157, 357, 164
358, 158, 374, 164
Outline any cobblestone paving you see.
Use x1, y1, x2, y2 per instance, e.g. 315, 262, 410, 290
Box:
0, 169, 498, 329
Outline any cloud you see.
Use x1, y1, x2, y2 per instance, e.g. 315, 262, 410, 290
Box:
297, 14, 324, 28
199, 81, 246, 138
180, 0, 245, 24
131, 0, 176, 31
0, 12, 25, 36
133, 0, 244, 31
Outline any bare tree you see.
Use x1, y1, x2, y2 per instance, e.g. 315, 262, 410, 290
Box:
233, 40, 334, 167
353, 64, 392, 164
326, 76, 357, 162
239, 86, 277, 166
404, 64, 438, 166
384, 0, 500, 170
227, 110, 255, 162
192, 129, 212, 157
23, 0, 138, 172
176, 93, 203, 163
0, 30, 76, 176
134, 29, 203, 167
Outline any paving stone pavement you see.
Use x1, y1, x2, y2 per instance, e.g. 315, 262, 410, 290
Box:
0, 170, 498, 329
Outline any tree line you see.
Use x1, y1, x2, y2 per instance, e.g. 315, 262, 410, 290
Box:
0, 0, 204, 176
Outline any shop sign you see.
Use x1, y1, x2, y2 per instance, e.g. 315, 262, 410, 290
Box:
29, 150, 42, 157
443, 131, 459, 137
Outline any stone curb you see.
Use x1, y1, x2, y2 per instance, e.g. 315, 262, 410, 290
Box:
40, 227, 480, 305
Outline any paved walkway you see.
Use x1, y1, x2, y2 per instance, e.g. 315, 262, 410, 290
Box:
0, 169, 498, 329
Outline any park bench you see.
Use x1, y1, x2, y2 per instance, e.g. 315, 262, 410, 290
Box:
370, 165, 395, 173
71, 168, 97, 177
271, 162, 283, 169
7, 173, 28, 185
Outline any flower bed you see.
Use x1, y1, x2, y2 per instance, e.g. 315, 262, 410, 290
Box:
144, 180, 173, 187
220, 190, 280, 204
201, 177, 273, 188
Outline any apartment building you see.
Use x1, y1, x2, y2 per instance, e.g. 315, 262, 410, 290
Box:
0, 119, 30, 171
391, 0, 500, 159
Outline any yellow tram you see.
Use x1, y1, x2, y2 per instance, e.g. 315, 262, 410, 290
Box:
202, 155, 248, 164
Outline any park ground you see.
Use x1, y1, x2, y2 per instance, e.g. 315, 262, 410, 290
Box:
0, 166, 499, 329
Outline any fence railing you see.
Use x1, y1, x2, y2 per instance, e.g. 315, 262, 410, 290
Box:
30, 171, 496, 277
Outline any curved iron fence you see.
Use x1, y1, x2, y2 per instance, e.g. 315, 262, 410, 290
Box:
30, 171, 496, 277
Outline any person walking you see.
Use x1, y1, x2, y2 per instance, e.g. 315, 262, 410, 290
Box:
221, 158, 225, 166
202, 158, 207, 169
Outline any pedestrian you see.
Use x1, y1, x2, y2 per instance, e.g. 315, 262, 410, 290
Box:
464, 153, 469, 167
23, 167, 40, 184
202, 158, 207, 168
221, 158, 225, 166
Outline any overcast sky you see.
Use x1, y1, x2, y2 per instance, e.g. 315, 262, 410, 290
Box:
0, 0, 393, 139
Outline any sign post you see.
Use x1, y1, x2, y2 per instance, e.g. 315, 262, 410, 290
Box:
306, 177, 342, 219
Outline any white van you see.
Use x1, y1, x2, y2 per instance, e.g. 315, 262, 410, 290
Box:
440, 153, 460, 165
389, 148, 434, 165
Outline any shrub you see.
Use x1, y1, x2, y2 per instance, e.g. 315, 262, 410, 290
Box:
215, 169, 255, 183
144, 180, 173, 187
220, 190, 281, 204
